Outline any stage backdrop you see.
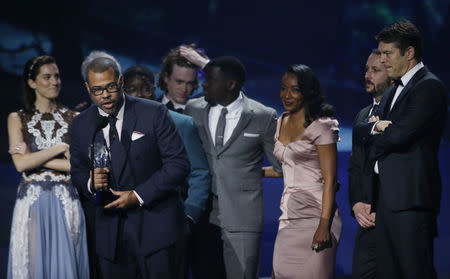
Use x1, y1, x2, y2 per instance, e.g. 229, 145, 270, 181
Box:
1, 0, 449, 277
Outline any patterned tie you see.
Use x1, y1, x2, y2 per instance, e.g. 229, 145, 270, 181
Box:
108, 116, 118, 147
215, 108, 228, 147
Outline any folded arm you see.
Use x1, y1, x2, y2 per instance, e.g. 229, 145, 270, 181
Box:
8, 112, 70, 173
373, 80, 447, 158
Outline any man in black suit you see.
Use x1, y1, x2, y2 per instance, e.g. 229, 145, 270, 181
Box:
355, 20, 447, 279
71, 55, 190, 278
348, 49, 391, 279
157, 44, 209, 113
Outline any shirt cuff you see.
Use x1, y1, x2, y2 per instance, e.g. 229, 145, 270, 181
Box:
133, 190, 144, 206
201, 59, 210, 69
370, 122, 381, 135
186, 215, 195, 223
87, 178, 93, 194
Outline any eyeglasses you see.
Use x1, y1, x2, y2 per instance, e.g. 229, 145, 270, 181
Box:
89, 80, 121, 96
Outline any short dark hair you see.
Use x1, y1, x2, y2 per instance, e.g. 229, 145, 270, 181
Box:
85, 57, 121, 83
371, 48, 381, 55
286, 64, 335, 126
22, 55, 57, 112
376, 19, 422, 61
158, 44, 206, 92
205, 56, 246, 86
123, 65, 155, 83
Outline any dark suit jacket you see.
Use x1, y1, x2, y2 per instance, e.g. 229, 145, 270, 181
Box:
354, 67, 447, 212
348, 104, 376, 216
70, 94, 190, 260
168, 110, 211, 222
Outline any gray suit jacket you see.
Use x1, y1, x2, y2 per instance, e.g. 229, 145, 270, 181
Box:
185, 95, 281, 232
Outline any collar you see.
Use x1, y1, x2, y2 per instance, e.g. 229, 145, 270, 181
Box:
401, 61, 424, 87
372, 98, 380, 106
215, 91, 244, 115
97, 93, 125, 121
162, 94, 186, 109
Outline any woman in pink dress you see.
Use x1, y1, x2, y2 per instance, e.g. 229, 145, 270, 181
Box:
264, 64, 342, 278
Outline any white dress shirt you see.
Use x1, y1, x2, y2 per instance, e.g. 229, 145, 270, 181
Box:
208, 92, 244, 146
389, 62, 424, 110
162, 94, 186, 110
374, 62, 425, 174
88, 96, 144, 205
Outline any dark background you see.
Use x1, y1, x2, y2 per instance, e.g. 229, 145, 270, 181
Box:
1, 0, 449, 277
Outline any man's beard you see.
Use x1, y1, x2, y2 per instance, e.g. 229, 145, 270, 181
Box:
366, 80, 390, 99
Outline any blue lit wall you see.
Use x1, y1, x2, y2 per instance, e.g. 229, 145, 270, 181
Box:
0, 1, 449, 277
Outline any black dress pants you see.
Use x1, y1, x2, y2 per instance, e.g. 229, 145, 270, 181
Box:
375, 199, 437, 279
352, 226, 376, 279
97, 215, 184, 279
186, 214, 226, 279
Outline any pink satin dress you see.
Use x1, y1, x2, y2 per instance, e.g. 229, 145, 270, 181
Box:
272, 115, 342, 279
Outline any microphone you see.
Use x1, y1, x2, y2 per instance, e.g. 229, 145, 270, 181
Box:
90, 115, 109, 196
95, 115, 109, 132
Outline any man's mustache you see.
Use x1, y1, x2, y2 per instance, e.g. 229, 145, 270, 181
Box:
365, 79, 374, 86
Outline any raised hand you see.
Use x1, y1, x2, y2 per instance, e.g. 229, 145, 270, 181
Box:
179, 46, 209, 68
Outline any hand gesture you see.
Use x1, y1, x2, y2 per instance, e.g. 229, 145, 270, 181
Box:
90, 168, 110, 192
8, 141, 27, 155
368, 115, 379, 123
104, 189, 139, 209
311, 218, 332, 252
352, 202, 375, 228
374, 120, 392, 132
56, 142, 70, 154
179, 46, 209, 68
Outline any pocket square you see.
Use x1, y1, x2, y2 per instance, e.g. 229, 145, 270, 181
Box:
244, 132, 260, 138
131, 131, 145, 141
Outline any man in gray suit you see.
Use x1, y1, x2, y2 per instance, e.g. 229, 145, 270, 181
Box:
185, 56, 281, 279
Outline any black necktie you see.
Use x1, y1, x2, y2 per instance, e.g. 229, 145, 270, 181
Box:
166, 101, 184, 114
369, 104, 379, 118
393, 78, 403, 87
108, 116, 121, 187
215, 108, 228, 147
108, 116, 118, 147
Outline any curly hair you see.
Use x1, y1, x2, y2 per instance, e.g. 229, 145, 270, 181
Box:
286, 64, 335, 127
22, 55, 57, 112
157, 44, 206, 92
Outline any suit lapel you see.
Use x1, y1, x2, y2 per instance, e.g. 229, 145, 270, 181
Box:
358, 105, 372, 123
388, 67, 428, 115
217, 95, 253, 156
112, 95, 136, 186
379, 86, 395, 119
201, 101, 215, 153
